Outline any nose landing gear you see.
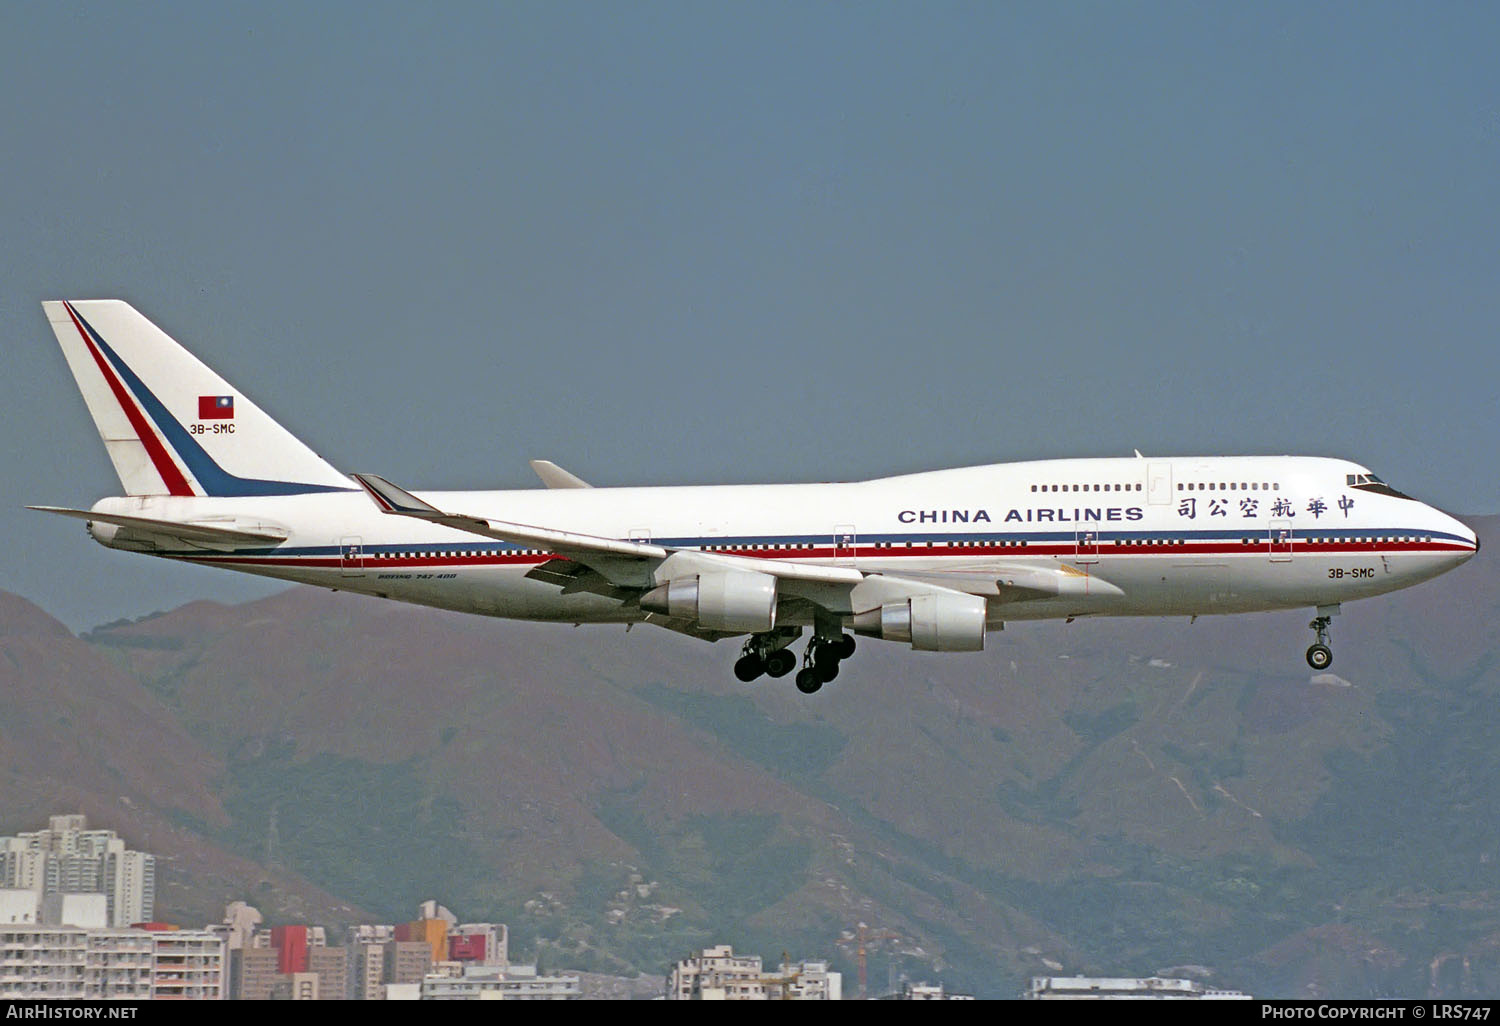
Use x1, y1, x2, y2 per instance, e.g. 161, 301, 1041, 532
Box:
1305, 604, 1340, 671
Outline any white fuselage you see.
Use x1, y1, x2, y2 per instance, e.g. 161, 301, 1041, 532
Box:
87, 455, 1478, 631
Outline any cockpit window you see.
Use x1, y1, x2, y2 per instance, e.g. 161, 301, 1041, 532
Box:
1347, 472, 1411, 500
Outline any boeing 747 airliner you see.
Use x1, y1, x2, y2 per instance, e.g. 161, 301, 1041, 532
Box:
33, 300, 1479, 694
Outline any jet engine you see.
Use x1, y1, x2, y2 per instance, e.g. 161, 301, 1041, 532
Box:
852, 592, 986, 651
640, 570, 778, 633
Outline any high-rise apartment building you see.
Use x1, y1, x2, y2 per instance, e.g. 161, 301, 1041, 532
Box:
668, 945, 843, 1000
306, 945, 348, 1000
0, 816, 154, 927
0, 925, 223, 1000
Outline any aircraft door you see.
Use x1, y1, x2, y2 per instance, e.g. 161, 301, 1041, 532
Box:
1075, 528, 1100, 565
1268, 520, 1293, 563
340, 536, 365, 577
834, 524, 857, 567
1148, 464, 1173, 505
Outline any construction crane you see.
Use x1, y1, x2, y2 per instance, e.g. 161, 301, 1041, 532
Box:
753, 956, 804, 1000
837, 922, 902, 999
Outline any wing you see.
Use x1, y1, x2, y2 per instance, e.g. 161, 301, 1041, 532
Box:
529, 460, 593, 489
860, 564, 1123, 603
351, 473, 861, 590
349, 474, 1119, 640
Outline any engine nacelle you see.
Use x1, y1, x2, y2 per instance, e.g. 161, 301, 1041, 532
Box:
640, 571, 778, 633
852, 592, 987, 652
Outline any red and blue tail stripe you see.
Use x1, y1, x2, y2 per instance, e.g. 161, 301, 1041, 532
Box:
64, 302, 350, 497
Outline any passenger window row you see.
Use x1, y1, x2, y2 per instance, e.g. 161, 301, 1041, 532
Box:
1178, 482, 1279, 491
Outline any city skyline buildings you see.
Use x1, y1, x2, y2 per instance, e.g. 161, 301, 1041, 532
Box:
0, 815, 155, 929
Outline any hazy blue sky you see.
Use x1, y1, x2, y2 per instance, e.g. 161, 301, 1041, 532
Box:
4, 2, 1497, 629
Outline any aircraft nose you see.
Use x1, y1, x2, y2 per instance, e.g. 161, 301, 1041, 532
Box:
1454, 520, 1480, 560
1428, 509, 1479, 565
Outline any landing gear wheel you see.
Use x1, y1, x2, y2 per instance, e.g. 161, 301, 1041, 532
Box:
806, 638, 843, 683
836, 633, 856, 660
765, 648, 796, 678
795, 667, 824, 694
1305, 610, 1336, 672
735, 628, 805, 684
734, 654, 765, 682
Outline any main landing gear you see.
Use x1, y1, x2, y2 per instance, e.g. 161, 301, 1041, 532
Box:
734, 628, 801, 683
794, 633, 856, 695
1305, 603, 1340, 671
734, 627, 855, 695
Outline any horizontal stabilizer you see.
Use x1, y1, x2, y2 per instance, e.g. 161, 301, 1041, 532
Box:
28, 505, 288, 547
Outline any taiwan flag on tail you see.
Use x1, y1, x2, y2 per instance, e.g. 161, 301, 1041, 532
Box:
198, 395, 234, 420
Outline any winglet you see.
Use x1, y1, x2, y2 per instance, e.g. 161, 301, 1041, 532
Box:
529, 460, 592, 489
350, 473, 443, 516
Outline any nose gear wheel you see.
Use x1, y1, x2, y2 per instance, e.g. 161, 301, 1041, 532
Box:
1306, 613, 1335, 670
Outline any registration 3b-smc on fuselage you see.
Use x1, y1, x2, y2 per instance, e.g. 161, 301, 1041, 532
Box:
35, 300, 1479, 694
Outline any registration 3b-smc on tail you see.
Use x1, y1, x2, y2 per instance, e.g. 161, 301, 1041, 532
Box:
34, 300, 1480, 693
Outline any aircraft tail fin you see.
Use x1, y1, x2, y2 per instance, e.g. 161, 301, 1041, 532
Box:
43, 300, 353, 497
